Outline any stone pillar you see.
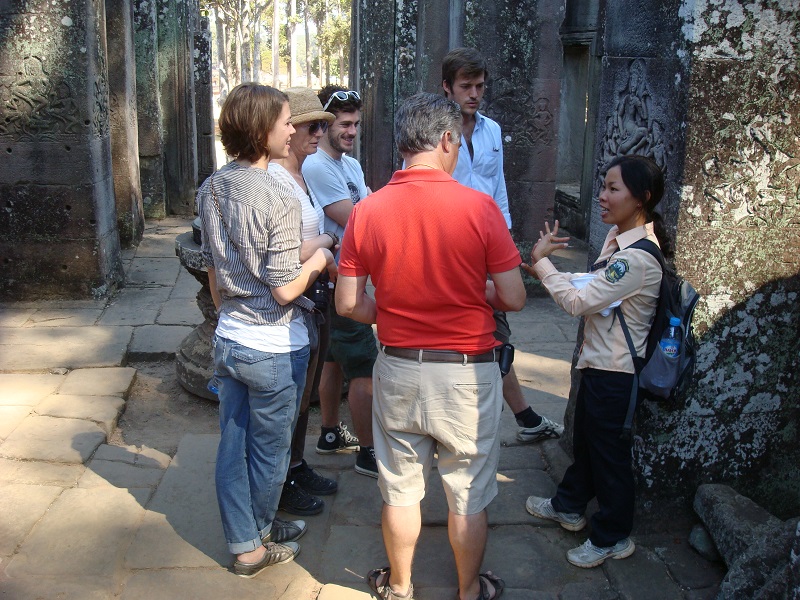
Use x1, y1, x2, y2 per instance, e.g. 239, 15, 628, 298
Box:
106, 0, 145, 247
194, 14, 216, 186
157, 0, 198, 214
0, 0, 123, 299
584, 0, 800, 521
133, 0, 167, 219
357, 0, 565, 238
464, 0, 565, 240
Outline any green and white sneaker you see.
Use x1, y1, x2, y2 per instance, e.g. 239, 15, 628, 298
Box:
525, 495, 586, 531
566, 538, 635, 568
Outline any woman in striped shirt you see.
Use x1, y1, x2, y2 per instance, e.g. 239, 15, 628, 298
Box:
197, 83, 336, 578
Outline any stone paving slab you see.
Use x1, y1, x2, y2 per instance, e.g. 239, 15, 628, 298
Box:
640, 532, 727, 589
135, 233, 183, 258
125, 434, 225, 569
125, 257, 182, 286
605, 543, 686, 599
0, 373, 64, 404
0, 416, 106, 463
0, 483, 62, 555
0, 326, 132, 370
128, 324, 194, 360
79, 459, 166, 489
5, 487, 145, 579
98, 286, 172, 326
35, 394, 125, 435
0, 575, 117, 600
0, 308, 34, 327
0, 457, 84, 486
119, 566, 316, 600
0, 406, 30, 440
157, 296, 204, 326
170, 268, 203, 299
93, 443, 171, 469
59, 366, 137, 397
24, 308, 104, 327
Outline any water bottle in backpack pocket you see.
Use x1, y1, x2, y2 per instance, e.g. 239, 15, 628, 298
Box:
639, 317, 683, 399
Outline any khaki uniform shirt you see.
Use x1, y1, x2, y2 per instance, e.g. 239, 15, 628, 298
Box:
533, 223, 662, 374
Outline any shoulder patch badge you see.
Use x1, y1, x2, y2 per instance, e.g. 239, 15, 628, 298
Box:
605, 258, 629, 283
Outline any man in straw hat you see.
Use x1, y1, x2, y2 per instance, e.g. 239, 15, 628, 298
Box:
336, 92, 525, 600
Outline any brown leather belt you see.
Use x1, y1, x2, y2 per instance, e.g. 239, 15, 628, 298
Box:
381, 346, 500, 364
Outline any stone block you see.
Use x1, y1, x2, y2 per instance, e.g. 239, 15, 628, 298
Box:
23, 309, 103, 327
0, 457, 84, 486
329, 470, 383, 527
688, 524, 721, 563
0, 416, 106, 464
124, 257, 182, 286
605, 545, 685, 600
128, 324, 194, 360
5, 487, 144, 578
125, 434, 226, 569
136, 233, 182, 258
0, 407, 30, 441
99, 286, 172, 326
642, 532, 725, 591
0, 483, 63, 555
0, 374, 63, 406
601, 2, 686, 58
120, 568, 314, 600
318, 585, 373, 600
157, 296, 204, 326
35, 394, 125, 436
79, 459, 165, 489
490, 469, 556, 527
0, 326, 132, 371
59, 367, 137, 397
170, 267, 203, 299
694, 484, 782, 567
0, 308, 34, 327
497, 445, 547, 472
93, 443, 171, 469
0, 576, 115, 600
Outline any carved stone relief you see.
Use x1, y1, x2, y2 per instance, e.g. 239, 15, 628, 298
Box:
0, 56, 85, 139
484, 79, 553, 153
599, 59, 667, 171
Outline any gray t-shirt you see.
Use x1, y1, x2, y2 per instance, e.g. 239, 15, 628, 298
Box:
302, 148, 369, 244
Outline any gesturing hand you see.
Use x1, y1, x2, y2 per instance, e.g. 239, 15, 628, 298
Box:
521, 220, 570, 276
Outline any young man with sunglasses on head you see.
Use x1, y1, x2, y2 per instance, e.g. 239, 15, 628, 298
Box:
442, 47, 564, 445
302, 85, 378, 478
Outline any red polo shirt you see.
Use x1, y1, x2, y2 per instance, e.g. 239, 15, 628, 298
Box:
338, 169, 521, 354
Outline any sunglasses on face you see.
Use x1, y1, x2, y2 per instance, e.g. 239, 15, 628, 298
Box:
304, 121, 329, 134
322, 90, 361, 111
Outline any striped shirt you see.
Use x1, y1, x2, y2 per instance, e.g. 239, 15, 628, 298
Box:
267, 163, 325, 241
197, 161, 315, 326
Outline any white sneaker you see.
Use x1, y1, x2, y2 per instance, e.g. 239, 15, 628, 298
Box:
516, 416, 564, 443
566, 538, 635, 568
525, 495, 586, 531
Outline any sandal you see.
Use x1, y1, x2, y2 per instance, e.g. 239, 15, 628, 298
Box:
455, 571, 505, 600
367, 566, 414, 599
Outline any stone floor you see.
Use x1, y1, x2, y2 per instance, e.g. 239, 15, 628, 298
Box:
0, 217, 725, 599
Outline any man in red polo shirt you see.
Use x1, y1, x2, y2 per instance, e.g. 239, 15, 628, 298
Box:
336, 93, 525, 600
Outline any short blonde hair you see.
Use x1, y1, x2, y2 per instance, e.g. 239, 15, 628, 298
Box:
219, 83, 288, 162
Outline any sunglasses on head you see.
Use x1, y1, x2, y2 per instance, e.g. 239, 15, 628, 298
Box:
322, 90, 361, 112
304, 120, 329, 134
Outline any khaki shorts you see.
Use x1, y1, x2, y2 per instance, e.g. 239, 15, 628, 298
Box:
372, 350, 503, 515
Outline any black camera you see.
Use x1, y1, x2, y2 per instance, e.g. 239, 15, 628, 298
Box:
305, 272, 330, 312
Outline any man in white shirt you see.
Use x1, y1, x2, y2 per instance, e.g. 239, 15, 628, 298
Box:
303, 85, 377, 479
443, 47, 564, 443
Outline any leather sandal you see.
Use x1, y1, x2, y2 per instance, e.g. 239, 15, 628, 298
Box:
367, 566, 414, 599
455, 571, 505, 600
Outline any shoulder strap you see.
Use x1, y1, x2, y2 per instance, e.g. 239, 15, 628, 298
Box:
629, 238, 666, 271
615, 306, 640, 440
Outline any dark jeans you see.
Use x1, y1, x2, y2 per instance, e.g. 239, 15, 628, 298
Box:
551, 368, 636, 547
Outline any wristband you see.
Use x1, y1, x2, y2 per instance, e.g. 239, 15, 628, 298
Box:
325, 232, 339, 247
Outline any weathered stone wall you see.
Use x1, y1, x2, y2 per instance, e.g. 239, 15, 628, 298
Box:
194, 14, 215, 185
584, 0, 800, 521
356, 0, 565, 240
0, 0, 124, 298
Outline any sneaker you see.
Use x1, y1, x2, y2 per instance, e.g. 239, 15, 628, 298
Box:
262, 518, 307, 544
233, 542, 299, 578
516, 416, 564, 443
355, 446, 378, 479
279, 479, 324, 515
566, 538, 635, 568
292, 459, 338, 496
316, 422, 360, 454
525, 495, 586, 531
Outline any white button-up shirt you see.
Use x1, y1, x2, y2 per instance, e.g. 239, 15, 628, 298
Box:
451, 111, 511, 228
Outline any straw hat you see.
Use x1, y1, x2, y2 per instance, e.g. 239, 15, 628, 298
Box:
284, 87, 335, 125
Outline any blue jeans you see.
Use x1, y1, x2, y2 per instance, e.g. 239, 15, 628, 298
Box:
213, 334, 310, 555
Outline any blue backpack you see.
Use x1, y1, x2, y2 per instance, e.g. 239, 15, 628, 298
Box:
615, 239, 700, 437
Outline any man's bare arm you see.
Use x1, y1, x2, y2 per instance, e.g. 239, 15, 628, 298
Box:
486, 267, 526, 312
323, 199, 355, 228
335, 274, 377, 324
